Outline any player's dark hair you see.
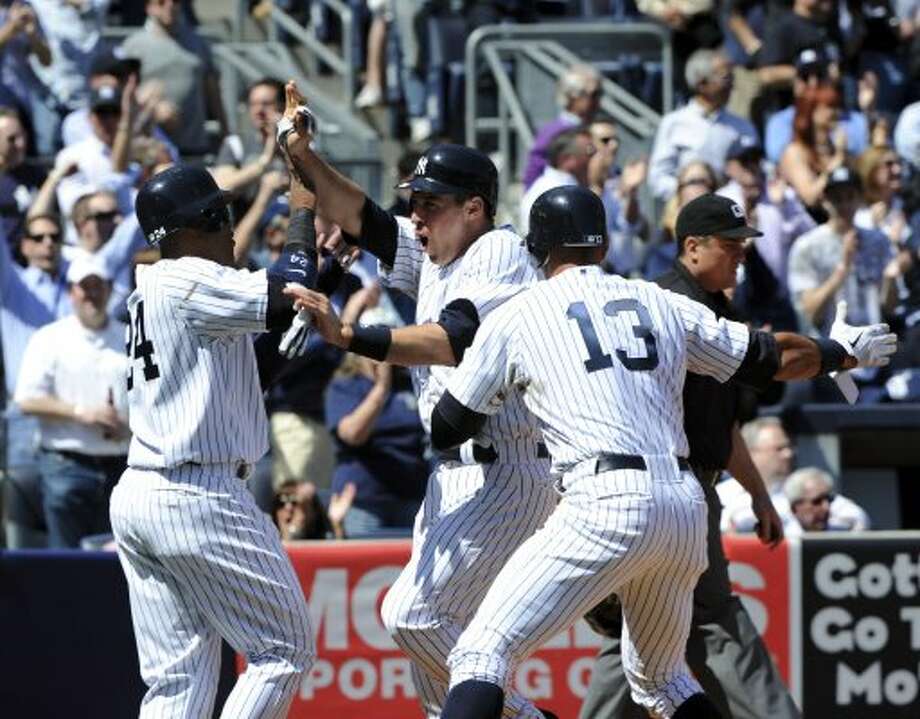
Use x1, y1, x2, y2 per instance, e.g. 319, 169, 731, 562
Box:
549, 243, 605, 267
397, 149, 424, 180
445, 191, 495, 222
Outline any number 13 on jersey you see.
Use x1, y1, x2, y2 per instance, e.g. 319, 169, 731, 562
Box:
567, 298, 659, 373
126, 300, 161, 390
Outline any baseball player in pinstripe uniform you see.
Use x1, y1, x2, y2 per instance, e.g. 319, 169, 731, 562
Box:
279, 82, 558, 718
108, 150, 325, 716
427, 186, 896, 719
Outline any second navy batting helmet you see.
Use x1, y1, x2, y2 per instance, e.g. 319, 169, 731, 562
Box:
136, 165, 233, 246
396, 144, 498, 213
526, 185, 606, 266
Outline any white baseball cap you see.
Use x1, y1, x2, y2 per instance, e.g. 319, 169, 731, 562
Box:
66, 255, 111, 284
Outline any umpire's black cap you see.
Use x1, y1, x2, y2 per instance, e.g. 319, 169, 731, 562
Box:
396, 144, 498, 213
675, 194, 763, 241
136, 165, 233, 246
526, 185, 606, 266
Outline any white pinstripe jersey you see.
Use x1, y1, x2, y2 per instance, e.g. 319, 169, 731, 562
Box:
445, 266, 752, 472
378, 217, 541, 447
125, 258, 270, 469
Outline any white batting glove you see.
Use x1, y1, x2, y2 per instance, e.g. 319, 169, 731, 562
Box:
278, 306, 313, 359
829, 300, 898, 368
276, 106, 317, 157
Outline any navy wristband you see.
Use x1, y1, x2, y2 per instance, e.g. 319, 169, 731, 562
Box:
348, 324, 392, 361
815, 338, 849, 375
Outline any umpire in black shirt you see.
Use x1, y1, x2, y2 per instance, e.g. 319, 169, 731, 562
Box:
579, 195, 800, 719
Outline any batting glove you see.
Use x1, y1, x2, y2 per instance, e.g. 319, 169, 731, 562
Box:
276, 106, 317, 157
278, 305, 313, 358
829, 300, 898, 368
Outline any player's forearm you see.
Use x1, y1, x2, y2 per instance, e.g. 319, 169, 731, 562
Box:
342, 322, 456, 366
726, 425, 770, 504
772, 332, 856, 380
17, 395, 77, 422
286, 145, 366, 238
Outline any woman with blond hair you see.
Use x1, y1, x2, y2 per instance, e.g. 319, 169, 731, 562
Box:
855, 145, 909, 246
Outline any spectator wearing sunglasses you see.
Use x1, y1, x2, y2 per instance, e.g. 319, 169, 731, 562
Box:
521, 63, 602, 190
588, 115, 649, 277
50, 86, 133, 228
1, 212, 70, 548
783, 467, 869, 533
272, 479, 355, 541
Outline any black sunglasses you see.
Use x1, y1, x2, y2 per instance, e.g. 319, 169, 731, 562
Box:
84, 210, 119, 223
26, 231, 62, 243
794, 492, 835, 508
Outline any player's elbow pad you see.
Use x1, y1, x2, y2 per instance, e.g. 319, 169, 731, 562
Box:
731, 330, 779, 390
436, 299, 480, 365
430, 391, 487, 451
340, 197, 398, 267
265, 274, 296, 330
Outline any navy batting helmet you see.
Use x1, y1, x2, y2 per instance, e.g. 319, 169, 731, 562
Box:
526, 185, 606, 266
136, 165, 233, 246
396, 143, 498, 214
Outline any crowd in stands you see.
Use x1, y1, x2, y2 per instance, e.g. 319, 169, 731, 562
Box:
3, 0, 917, 550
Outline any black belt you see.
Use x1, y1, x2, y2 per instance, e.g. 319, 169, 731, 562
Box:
595, 453, 691, 473
437, 443, 549, 464
50, 449, 127, 468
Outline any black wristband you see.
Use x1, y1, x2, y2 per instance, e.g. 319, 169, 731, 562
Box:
285, 207, 315, 253
348, 324, 392, 362
815, 338, 849, 375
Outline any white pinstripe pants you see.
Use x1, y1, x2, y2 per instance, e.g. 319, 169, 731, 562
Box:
381, 458, 557, 718
447, 457, 709, 719
110, 463, 314, 719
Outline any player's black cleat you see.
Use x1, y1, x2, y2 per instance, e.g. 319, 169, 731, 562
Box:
440, 679, 504, 719
538, 709, 560, 719
672, 693, 725, 718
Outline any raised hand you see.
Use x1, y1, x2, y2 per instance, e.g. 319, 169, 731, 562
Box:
284, 284, 347, 347
829, 300, 897, 368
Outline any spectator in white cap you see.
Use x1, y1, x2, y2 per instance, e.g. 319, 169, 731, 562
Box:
14, 254, 129, 548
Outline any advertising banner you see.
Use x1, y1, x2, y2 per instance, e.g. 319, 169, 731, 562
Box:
798, 534, 920, 717
284, 540, 602, 718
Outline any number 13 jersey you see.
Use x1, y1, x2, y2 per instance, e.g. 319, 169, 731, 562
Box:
125, 258, 270, 469
445, 265, 753, 473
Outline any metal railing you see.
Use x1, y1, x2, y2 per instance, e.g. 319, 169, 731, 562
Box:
232, 0, 359, 103
465, 22, 673, 199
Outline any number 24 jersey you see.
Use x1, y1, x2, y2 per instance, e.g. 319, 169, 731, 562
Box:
125, 258, 270, 469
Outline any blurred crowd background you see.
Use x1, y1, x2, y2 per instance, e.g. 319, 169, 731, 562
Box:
1, 0, 918, 551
